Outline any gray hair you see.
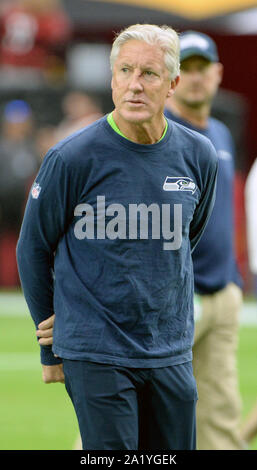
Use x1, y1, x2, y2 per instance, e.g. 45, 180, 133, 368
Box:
110, 24, 180, 81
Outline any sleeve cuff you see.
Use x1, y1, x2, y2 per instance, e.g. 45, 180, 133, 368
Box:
40, 345, 63, 365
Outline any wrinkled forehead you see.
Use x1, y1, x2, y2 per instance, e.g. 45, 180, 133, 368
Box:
115, 39, 167, 71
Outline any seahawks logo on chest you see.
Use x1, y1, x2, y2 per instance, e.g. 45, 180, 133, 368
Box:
163, 177, 197, 195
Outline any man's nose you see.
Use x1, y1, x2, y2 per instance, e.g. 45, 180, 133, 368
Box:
189, 69, 203, 81
128, 71, 144, 92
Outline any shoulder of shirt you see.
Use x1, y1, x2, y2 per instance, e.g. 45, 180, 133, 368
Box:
208, 116, 232, 138
167, 118, 218, 165
165, 109, 232, 143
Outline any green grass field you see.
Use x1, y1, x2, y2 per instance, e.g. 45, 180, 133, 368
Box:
0, 291, 256, 450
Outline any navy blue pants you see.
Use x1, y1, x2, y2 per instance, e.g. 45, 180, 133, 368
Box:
63, 360, 197, 450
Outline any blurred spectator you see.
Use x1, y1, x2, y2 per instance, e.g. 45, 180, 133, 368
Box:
245, 158, 257, 293
0, 99, 39, 286
0, 0, 16, 15
54, 90, 104, 141
35, 125, 57, 161
241, 158, 257, 447
0, 0, 72, 88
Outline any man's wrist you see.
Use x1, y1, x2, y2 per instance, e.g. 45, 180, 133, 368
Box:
40, 345, 62, 365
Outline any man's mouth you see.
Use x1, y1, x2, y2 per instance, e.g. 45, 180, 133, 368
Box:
126, 99, 146, 106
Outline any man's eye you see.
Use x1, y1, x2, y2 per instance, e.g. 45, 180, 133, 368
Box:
145, 71, 154, 76
121, 67, 129, 72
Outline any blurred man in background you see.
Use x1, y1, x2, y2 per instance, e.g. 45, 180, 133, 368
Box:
165, 31, 243, 450
0, 0, 72, 87
54, 90, 103, 141
35, 125, 57, 162
245, 158, 257, 303
0, 99, 39, 286
242, 158, 257, 447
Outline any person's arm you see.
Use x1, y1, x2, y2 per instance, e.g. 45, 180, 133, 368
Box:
190, 143, 218, 252
16, 148, 77, 367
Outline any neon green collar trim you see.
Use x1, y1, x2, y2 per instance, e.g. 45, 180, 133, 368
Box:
107, 112, 168, 143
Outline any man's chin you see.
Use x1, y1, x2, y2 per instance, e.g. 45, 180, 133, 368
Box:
120, 109, 151, 124
185, 99, 206, 109
182, 94, 210, 108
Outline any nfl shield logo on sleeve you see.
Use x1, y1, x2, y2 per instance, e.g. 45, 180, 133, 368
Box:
31, 182, 41, 199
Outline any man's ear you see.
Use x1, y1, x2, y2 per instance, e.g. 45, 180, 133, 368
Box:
216, 62, 224, 86
167, 75, 180, 98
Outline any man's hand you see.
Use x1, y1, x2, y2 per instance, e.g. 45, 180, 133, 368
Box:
38, 315, 64, 384
36, 314, 55, 345
42, 364, 65, 384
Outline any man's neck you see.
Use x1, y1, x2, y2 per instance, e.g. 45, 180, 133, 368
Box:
112, 109, 166, 145
166, 98, 210, 130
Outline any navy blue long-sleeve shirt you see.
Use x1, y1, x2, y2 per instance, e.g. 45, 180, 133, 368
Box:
165, 109, 242, 294
17, 116, 218, 365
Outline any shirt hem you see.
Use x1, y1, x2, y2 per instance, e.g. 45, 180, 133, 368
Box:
53, 346, 192, 368
195, 278, 242, 295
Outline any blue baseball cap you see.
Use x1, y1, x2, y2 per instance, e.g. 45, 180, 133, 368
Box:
179, 31, 219, 63
4, 100, 32, 123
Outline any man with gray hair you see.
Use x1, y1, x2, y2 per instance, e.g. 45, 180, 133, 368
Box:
17, 24, 218, 450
